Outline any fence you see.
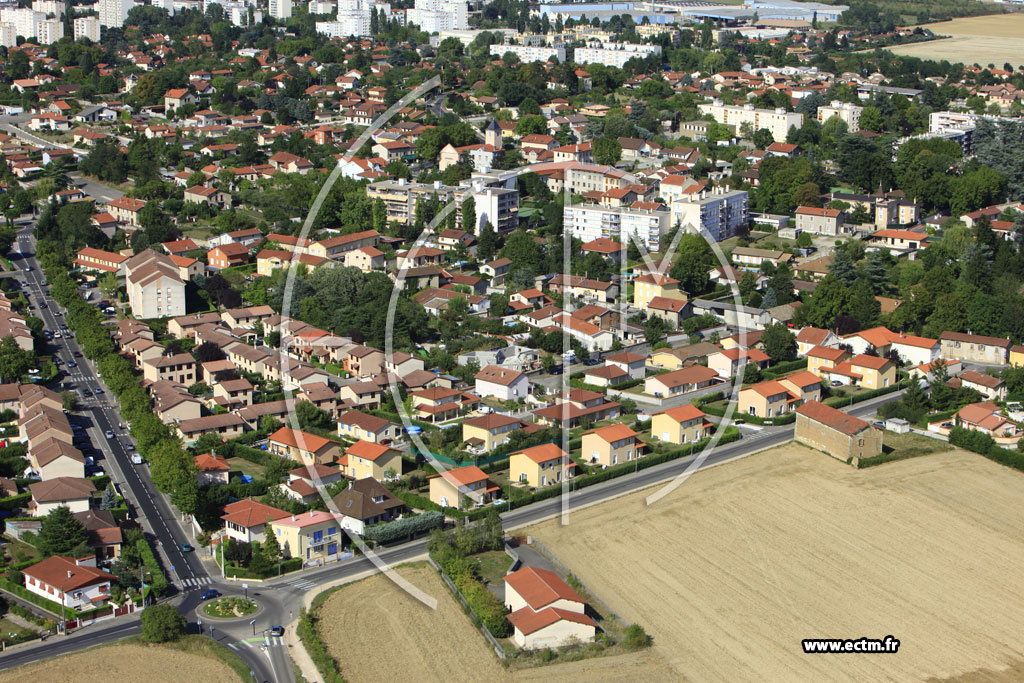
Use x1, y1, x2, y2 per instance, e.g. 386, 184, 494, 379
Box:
504, 541, 521, 575
426, 557, 506, 659
526, 536, 622, 623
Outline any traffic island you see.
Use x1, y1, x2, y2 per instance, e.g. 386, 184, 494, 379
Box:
201, 597, 259, 620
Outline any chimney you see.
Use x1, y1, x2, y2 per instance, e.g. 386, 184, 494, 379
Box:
291, 514, 296, 521
67, 570, 73, 578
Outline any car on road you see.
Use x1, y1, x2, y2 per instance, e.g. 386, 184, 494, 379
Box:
199, 589, 221, 601
131, 453, 144, 465
23, 266, 31, 271
81, 389, 91, 397
68, 360, 77, 367
94, 387, 104, 394
269, 625, 285, 637
105, 430, 114, 439
181, 542, 194, 553
583, 358, 601, 366
39, 302, 46, 309
73, 351, 81, 357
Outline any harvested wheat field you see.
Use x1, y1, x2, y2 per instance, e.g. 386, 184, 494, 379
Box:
316, 562, 673, 683
885, 15, 1024, 67
0, 642, 240, 683
528, 444, 1024, 683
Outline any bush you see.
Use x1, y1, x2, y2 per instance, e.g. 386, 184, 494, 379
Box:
622, 623, 651, 650
140, 604, 186, 643
364, 510, 444, 545
137, 538, 169, 597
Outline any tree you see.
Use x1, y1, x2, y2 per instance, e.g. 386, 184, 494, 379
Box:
263, 521, 281, 562
593, 136, 622, 166
752, 128, 774, 150
296, 400, 334, 431
0, 336, 34, 382
477, 221, 497, 260
792, 182, 822, 208
38, 506, 89, 557
795, 275, 851, 329
101, 484, 117, 511
761, 322, 796, 362
61, 390, 78, 412
140, 604, 187, 643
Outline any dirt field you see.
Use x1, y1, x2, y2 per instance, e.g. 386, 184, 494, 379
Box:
528, 444, 1024, 683
0, 642, 240, 683
316, 563, 673, 683
885, 15, 1024, 67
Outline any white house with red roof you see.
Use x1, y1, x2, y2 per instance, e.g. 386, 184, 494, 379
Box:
23, 555, 116, 609
504, 566, 597, 649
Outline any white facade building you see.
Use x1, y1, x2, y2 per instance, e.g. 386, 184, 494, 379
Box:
318, 0, 390, 37
471, 187, 519, 234
31, 0, 63, 18
269, 0, 291, 19
98, 0, 135, 28
0, 23, 15, 47
489, 42, 565, 63
0, 8, 44, 41
573, 42, 661, 68
565, 203, 671, 251
308, 0, 335, 14
406, 0, 467, 33
697, 100, 804, 142
816, 100, 862, 133
670, 187, 749, 242
73, 16, 101, 41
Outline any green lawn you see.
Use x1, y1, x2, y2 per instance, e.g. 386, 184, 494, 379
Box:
226, 457, 267, 479
4, 538, 42, 565
0, 617, 34, 645
472, 549, 514, 586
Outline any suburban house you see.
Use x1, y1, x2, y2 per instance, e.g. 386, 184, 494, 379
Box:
644, 365, 720, 397
604, 351, 647, 380
29, 477, 95, 516
954, 401, 1023, 442
807, 345, 851, 378
795, 206, 844, 235
795, 327, 837, 357
737, 380, 801, 419
504, 566, 597, 650
175, 414, 245, 445
956, 370, 1007, 401
939, 331, 1011, 365
509, 443, 574, 488
268, 427, 341, 466
29, 438, 85, 480
207, 243, 250, 269
651, 404, 712, 445
280, 464, 345, 505
428, 465, 498, 509
74, 247, 129, 276
269, 510, 344, 563
221, 498, 290, 543
461, 413, 528, 453
332, 477, 405, 536
194, 452, 231, 486
475, 365, 528, 401
581, 423, 641, 467
778, 371, 823, 402
74, 510, 123, 562
342, 440, 403, 481
337, 411, 401, 444
142, 353, 196, 386
707, 348, 771, 378
795, 400, 883, 462
23, 556, 116, 609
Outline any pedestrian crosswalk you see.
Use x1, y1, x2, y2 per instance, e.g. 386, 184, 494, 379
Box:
278, 577, 317, 591
181, 576, 214, 588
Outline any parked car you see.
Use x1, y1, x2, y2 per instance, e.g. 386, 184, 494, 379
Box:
547, 365, 564, 375
583, 358, 601, 366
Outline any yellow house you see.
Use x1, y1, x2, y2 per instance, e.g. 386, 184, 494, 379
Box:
632, 273, 683, 311
429, 465, 497, 509
461, 414, 524, 453
807, 345, 851, 379
650, 404, 711, 445
269, 510, 343, 562
648, 343, 721, 371
580, 424, 640, 467
343, 440, 403, 480
1012, 345, 1024, 368
268, 427, 341, 466
847, 354, 896, 390
509, 443, 574, 488
738, 380, 800, 418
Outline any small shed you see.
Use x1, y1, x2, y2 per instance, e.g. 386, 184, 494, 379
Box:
886, 418, 910, 434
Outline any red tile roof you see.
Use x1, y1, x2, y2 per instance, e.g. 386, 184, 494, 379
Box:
796, 400, 870, 435
505, 566, 584, 610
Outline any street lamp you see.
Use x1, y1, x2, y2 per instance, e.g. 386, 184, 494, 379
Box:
250, 619, 257, 636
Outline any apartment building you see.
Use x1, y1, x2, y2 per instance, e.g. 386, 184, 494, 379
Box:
72, 15, 100, 41
573, 42, 661, 68
98, 0, 133, 28
565, 202, 671, 252
467, 187, 519, 234
74, 247, 128, 276
367, 179, 458, 224
670, 186, 749, 242
698, 100, 803, 142
816, 100, 862, 132
489, 43, 565, 63
124, 250, 186, 319
406, 0, 468, 32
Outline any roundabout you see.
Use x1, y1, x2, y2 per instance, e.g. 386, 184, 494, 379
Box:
199, 596, 261, 620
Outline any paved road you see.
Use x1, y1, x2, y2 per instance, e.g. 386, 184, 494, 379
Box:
69, 172, 125, 204
12, 223, 287, 683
